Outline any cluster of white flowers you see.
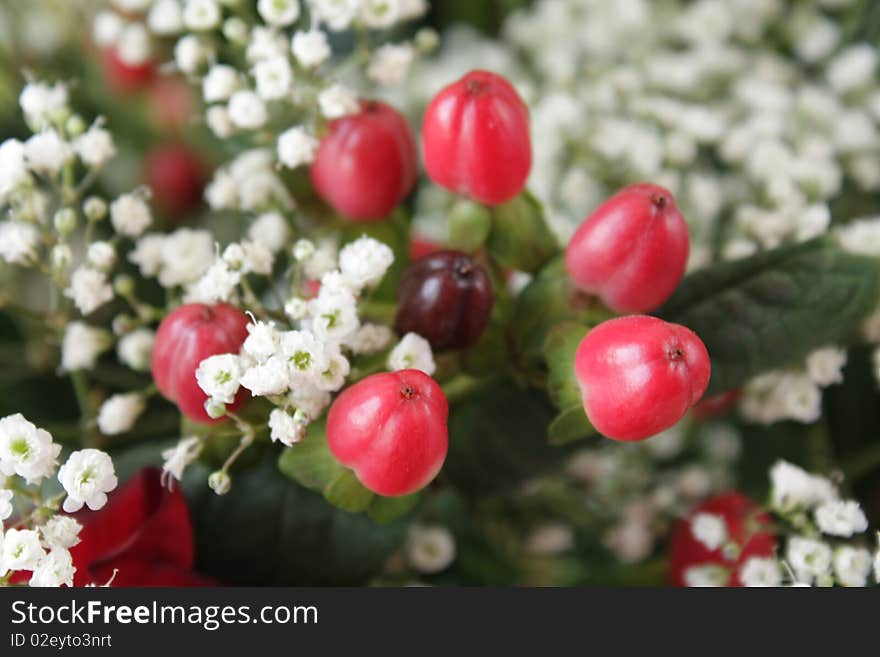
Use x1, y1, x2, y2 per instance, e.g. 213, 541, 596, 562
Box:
739, 345, 847, 425
0, 414, 117, 587
405, 524, 456, 574
191, 235, 400, 459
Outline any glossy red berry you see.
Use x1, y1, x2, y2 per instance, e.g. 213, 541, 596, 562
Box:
574, 315, 710, 441
101, 48, 156, 95
311, 100, 417, 222
326, 370, 448, 497
691, 390, 741, 420
669, 492, 776, 587
565, 183, 689, 314
143, 143, 207, 218
151, 303, 250, 424
395, 251, 494, 350
422, 70, 531, 206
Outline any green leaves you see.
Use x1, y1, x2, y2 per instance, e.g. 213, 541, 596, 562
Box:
487, 192, 559, 273
542, 322, 596, 445
184, 460, 406, 585
449, 199, 491, 253
277, 421, 420, 520
658, 237, 880, 396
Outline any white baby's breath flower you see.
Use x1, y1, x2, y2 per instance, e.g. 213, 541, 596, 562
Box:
19, 82, 68, 129
57, 449, 118, 513
309, 287, 359, 344
739, 557, 783, 587
205, 105, 235, 137
117, 328, 155, 371
1, 528, 46, 574
242, 238, 275, 274
682, 564, 729, 587
770, 460, 838, 512
246, 26, 289, 62
0, 414, 61, 485
243, 321, 280, 363
787, 536, 832, 583
195, 354, 242, 404
690, 512, 728, 551
185, 260, 241, 303
525, 523, 575, 556
277, 126, 319, 169
311, 0, 360, 31
248, 212, 291, 252
388, 333, 435, 376
110, 192, 152, 237
0, 139, 31, 200
827, 44, 876, 94
239, 355, 291, 396
183, 0, 221, 31
203, 64, 240, 103
175, 34, 212, 74
39, 516, 82, 550
805, 346, 846, 386
117, 23, 152, 66
65, 267, 114, 316
315, 347, 350, 392
338, 236, 394, 291
93, 10, 125, 47
347, 323, 393, 354
228, 90, 269, 129
814, 499, 869, 537
253, 56, 293, 100
258, 0, 301, 26
74, 126, 116, 168
286, 384, 330, 420
360, 0, 400, 29
62, 322, 112, 372
406, 525, 456, 574
280, 329, 329, 382
97, 393, 146, 436
29, 548, 75, 587
0, 489, 12, 522
24, 130, 73, 175
368, 43, 414, 86
0, 221, 40, 266
268, 408, 306, 447
291, 30, 330, 67
833, 546, 872, 587
148, 0, 184, 35
318, 83, 359, 119
86, 241, 116, 271
161, 436, 202, 485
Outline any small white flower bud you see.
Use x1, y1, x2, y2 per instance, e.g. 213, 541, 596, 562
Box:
83, 196, 108, 222
113, 274, 135, 297
208, 469, 231, 495
204, 398, 228, 419
65, 115, 87, 138
223, 17, 249, 44
292, 238, 315, 261
53, 208, 77, 236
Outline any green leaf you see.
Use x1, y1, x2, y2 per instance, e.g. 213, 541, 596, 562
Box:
324, 469, 374, 513
543, 322, 589, 409
448, 199, 491, 253
548, 405, 596, 445
184, 460, 405, 585
444, 380, 571, 494
658, 237, 880, 396
487, 192, 559, 273
367, 493, 420, 524
509, 256, 614, 374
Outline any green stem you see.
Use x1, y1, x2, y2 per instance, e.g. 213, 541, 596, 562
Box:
441, 374, 497, 404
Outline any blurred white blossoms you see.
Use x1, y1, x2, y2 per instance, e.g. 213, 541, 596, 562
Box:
110, 192, 152, 237
814, 499, 869, 537
57, 448, 118, 513
318, 83, 359, 119
690, 512, 727, 551
97, 393, 146, 436
161, 436, 203, 485
277, 126, 319, 169
61, 322, 112, 372
739, 557, 783, 587
406, 525, 456, 574
65, 266, 114, 315
770, 460, 838, 512
117, 328, 156, 371
388, 333, 435, 375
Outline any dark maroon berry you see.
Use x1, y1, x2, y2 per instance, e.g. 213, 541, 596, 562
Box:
395, 251, 494, 350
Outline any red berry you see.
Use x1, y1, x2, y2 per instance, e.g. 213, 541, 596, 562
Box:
691, 390, 741, 420
101, 48, 156, 94
422, 70, 531, 206
669, 492, 776, 587
574, 315, 710, 441
326, 370, 448, 496
395, 251, 494, 350
148, 76, 197, 133
151, 303, 250, 424
311, 100, 417, 222
409, 234, 442, 261
143, 143, 207, 218
565, 183, 689, 314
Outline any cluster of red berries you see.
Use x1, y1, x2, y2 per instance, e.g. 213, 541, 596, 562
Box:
151, 68, 716, 498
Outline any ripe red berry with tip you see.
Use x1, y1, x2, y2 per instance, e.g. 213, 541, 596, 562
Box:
101, 48, 156, 95
574, 315, 710, 441
422, 70, 531, 206
143, 143, 207, 218
326, 370, 448, 497
152, 303, 250, 424
395, 250, 494, 350
669, 492, 776, 587
565, 183, 689, 314
311, 100, 417, 222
